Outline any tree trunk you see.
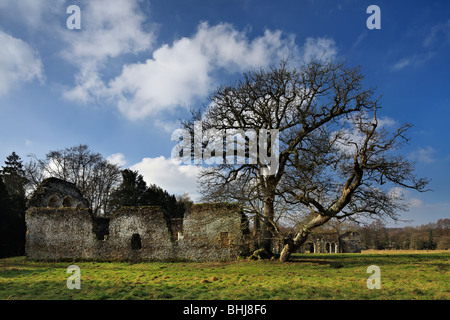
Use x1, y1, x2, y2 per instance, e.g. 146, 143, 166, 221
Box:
280, 214, 332, 262
253, 211, 261, 249
261, 195, 275, 253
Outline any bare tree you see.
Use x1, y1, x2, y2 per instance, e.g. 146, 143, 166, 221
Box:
181, 59, 429, 260
25, 145, 121, 216
182, 58, 394, 253
278, 108, 429, 261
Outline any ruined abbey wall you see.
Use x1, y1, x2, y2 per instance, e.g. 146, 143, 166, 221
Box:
25, 204, 250, 262
25, 177, 360, 261
180, 204, 250, 261
297, 231, 361, 254
26, 208, 96, 260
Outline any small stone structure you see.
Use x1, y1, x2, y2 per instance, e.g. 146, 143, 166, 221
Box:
297, 231, 361, 254
27, 177, 90, 209
25, 178, 250, 261
25, 177, 360, 261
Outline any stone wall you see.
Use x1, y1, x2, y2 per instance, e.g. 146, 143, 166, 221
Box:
179, 203, 250, 261
98, 206, 174, 261
25, 178, 360, 261
26, 178, 89, 209
339, 231, 362, 253
297, 231, 361, 254
25, 203, 250, 261
25, 208, 95, 260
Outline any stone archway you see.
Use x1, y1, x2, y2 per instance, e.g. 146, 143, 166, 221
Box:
62, 196, 74, 208
131, 233, 142, 250
47, 195, 59, 208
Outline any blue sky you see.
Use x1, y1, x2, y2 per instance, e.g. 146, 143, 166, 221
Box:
0, 0, 449, 226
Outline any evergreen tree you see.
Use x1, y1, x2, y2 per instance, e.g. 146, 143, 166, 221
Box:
0, 152, 27, 257
109, 169, 191, 218
1, 152, 27, 201
108, 169, 148, 211
0, 177, 13, 257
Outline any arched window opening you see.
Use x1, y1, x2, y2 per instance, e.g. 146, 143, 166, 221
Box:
325, 242, 331, 253
48, 195, 59, 208
331, 243, 336, 253
62, 196, 73, 208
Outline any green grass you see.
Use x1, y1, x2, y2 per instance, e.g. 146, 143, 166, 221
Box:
0, 252, 449, 300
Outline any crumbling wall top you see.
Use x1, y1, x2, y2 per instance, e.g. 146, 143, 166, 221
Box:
27, 177, 90, 209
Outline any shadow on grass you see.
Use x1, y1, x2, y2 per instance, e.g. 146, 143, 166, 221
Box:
288, 252, 450, 269
0, 266, 50, 278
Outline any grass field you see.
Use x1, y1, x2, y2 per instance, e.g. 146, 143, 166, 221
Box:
0, 251, 448, 300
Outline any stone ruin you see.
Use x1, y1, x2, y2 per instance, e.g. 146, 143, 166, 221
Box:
296, 231, 361, 254
25, 177, 360, 261
27, 177, 90, 209
25, 177, 250, 261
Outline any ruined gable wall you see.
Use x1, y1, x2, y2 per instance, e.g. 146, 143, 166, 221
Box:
100, 207, 174, 261
179, 204, 250, 261
25, 203, 250, 261
25, 208, 95, 260
26, 178, 89, 209
298, 231, 362, 253
339, 232, 362, 253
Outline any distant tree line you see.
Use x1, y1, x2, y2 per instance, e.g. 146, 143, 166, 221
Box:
0, 145, 193, 258
358, 219, 450, 250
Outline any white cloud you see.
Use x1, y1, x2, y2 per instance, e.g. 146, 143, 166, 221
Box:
332, 114, 396, 155
351, 32, 367, 50
389, 187, 423, 209
0, 0, 64, 29
408, 198, 424, 208
302, 37, 337, 61
61, 10, 338, 125
411, 146, 437, 164
107, 153, 127, 167
423, 19, 450, 47
107, 22, 299, 120
130, 156, 202, 200
377, 116, 397, 128
392, 52, 435, 71
62, 0, 155, 103
0, 30, 43, 95
61, 0, 153, 63
153, 118, 181, 133
392, 57, 411, 71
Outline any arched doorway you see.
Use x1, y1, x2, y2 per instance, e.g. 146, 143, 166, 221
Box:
325, 242, 331, 253
131, 234, 142, 250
